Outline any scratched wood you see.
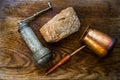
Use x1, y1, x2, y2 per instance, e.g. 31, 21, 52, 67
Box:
0, 0, 120, 79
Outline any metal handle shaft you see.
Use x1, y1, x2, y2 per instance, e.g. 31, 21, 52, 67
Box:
18, 2, 52, 23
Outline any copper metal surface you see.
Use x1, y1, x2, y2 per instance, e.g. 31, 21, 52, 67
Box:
83, 29, 116, 56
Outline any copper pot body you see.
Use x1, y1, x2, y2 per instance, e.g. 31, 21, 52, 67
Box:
82, 29, 116, 57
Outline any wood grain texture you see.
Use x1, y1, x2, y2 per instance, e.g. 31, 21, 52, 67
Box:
0, 0, 120, 79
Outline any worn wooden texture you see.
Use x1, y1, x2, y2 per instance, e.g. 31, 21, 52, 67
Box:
0, 0, 120, 79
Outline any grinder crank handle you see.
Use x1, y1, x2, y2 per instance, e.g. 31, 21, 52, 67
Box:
18, 2, 52, 23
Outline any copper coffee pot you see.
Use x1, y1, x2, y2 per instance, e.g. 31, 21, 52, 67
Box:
45, 27, 116, 75
82, 28, 116, 57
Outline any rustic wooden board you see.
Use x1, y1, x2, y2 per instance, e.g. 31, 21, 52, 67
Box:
0, 0, 120, 79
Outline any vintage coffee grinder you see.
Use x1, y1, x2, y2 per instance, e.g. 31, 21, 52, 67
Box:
18, 2, 52, 66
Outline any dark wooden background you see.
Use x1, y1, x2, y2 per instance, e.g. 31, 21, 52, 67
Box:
0, 0, 120, 79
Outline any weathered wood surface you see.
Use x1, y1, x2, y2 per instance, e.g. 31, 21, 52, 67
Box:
0, 0, 120, 79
